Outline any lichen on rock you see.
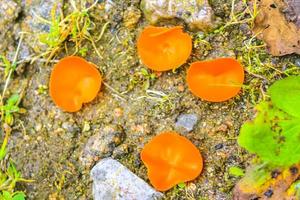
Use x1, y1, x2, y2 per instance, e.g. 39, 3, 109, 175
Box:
0, 0, 21, 51
141, 0, 215, 31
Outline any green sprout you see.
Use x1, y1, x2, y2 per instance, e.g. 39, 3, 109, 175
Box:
0, 56, 17, 79
35, 0, 106, 62
0, 95, 23, 126
177, 182, 186, 189
136, 90, 175, 111
0, 31, 29, 199
228, 166, 245, 177
214, 0, 259, 34
37, 85, 48, 95
79, 47, 89, 57
127, 68, 156, 92
0, 126, 33, 200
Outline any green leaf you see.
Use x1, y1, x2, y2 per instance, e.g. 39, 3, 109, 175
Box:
5, 113, 13, 125
238, 101, 300, 167
140, 68, 149, 76
7, 94, 20, 106
2, 191, 12, 200
0, 148, 7, 160
269, 76, 300, 118
9, 106, 20, 113
177, 182, 186, 189
228, 166, 245, 177
0, 55, 12, 78
12, 192, 25, 200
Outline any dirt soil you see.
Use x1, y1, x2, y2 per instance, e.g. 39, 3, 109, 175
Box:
0, 0, 300, 200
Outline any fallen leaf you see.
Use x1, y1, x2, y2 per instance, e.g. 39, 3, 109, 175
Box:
253, 0, 300, 56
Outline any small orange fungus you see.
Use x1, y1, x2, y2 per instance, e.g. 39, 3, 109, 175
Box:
141, 131, 203, 191
49, 56, 102, 112
137, 26, 192, 71
187, 58, 244, 102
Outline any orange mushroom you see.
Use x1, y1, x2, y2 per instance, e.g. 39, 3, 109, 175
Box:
141, 131, 203, 191
187, 58, 244, 102
137, 26, 192, 71
49, 56, 102, 112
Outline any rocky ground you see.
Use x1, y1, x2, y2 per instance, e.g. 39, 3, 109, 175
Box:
0, 0, 299, 199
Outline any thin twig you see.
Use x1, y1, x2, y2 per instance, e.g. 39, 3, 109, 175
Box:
96, 22, 110, 42
2, 33, 24, 98
103, 82, 127, 101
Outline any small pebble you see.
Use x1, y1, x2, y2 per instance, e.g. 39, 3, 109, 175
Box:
114, 108, 123, 117
271, 170, 280, 178
175, 113, 199, 133
214, 143, 224, 150
264, 189, 273, 198
290, 166, 298, 175
91, 158, 163, 200
295, 58, 300, 67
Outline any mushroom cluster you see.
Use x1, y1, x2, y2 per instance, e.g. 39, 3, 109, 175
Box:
48, 25, 245, 192
137, 26, 244, 102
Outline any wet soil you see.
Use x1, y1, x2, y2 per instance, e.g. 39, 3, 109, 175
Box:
0, 0, 299, 199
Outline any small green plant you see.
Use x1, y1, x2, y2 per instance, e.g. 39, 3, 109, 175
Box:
0, 33, 30, 200
0, 161, 27, 200
213, 0, 259, 34
228, 166, 245, 177
36, 0, 105, 62
0, 126, 33, 200
0, 56, 17, 79
127, 68, 156, 92
136, 89, 175, 112
238, 76, 300, 167
177, 182, 186, 189
0, 34, 25, 125
0, 94, 22, 126
36, 85, 48, 95
0, 191, 25, 200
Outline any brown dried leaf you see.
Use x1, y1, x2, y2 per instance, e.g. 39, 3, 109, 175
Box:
233, 164, 300, 200
253, 0, 300, 56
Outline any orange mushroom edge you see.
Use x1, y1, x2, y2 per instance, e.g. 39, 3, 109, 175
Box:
137, 26, 192, 72
49, 56, 102, 112
187, 58, 244, 102
140, 131, 203, 191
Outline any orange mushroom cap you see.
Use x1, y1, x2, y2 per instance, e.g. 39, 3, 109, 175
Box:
187, 58, 244, 102
141, 131, 203, 191
137, 26, 192, 71
49, 56, 102, 112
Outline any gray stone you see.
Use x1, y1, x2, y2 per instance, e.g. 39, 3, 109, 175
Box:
141, 0, 215, 31
91, 158, 163, 200
295, 58, 300, 67
26, 0, 63, 32
285, 0, 300, 27
80, 125, 126, 168
0, 0, 20, 27
0, 0, 21, 51
175, 113, 198, 132
62, 121, 79, 134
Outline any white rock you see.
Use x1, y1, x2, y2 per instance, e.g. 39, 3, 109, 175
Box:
91, 158, 163, 200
